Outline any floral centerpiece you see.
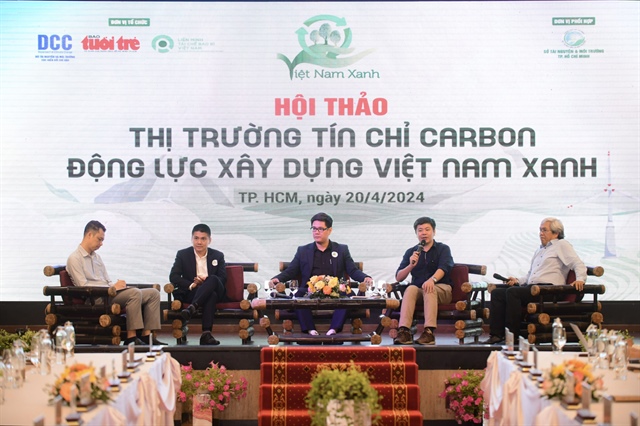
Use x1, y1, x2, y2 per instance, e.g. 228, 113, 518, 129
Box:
177, 361, 248, 412
542, 358, 603, 401
305, 362, 381, 426
307, 275, 352, 299
48, 362, 111, 404
439, 370, 485, 424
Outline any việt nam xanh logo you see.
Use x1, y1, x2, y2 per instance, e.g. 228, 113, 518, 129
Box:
277, 15, 375, 80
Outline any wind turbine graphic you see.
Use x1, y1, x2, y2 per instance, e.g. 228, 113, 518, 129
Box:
566, 151, 639, 258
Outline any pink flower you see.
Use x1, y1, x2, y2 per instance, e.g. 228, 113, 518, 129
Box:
461, 380, 469, 387
208, 384, 215, 391
220, 366, 226, 373
185, 373, 192, 380
218, 394, 224, 401
216, 404, 225, 411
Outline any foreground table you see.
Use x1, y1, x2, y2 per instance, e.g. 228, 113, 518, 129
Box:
481, 349, 640, 426
252, 296, 400, 345
0, 351, 181, 426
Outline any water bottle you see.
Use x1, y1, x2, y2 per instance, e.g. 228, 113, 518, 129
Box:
552, 317, 563, 354
54, 326, 67, 364
64, 321, 76, 358
11, 340, 26, 387
39, 330, 52, 375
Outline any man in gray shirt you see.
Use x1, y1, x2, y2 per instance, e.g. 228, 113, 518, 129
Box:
482, 217, 587, 344
67, 220, 163, 345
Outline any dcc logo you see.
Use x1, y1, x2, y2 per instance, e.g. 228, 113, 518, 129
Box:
38, 34, 72, 51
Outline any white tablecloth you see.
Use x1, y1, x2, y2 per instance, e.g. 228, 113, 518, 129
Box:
0, 352, 181, 426
481, 350, 640, 426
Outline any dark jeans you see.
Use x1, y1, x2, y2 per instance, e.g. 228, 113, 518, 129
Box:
489, 285, 550, 337
185, 275, 226, 332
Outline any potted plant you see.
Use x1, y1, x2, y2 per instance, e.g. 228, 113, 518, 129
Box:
177, 361, 248, 424
305, 362, 381, 426
439, 370, 485, 424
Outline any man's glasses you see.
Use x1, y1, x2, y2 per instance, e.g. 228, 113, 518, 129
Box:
310, 227, 329, 232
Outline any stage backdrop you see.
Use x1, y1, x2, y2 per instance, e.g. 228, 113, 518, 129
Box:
1, 1, 638, 302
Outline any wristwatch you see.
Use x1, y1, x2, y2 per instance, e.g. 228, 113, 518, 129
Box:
432, 276, 438, 283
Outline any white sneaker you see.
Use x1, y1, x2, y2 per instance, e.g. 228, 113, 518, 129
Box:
326, 329, 337, 336
308, 330, 319, 336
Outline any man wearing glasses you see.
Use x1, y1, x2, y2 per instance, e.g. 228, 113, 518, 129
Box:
269, 212, 373, 336
482, 217, 587, 344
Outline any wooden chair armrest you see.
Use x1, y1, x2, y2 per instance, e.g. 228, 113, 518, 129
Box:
43, 285, 112, 298
587, 266, 604, 277
385, 282, 408, 299
530, 284, 606, 296
455, 263, 487, 276
228, 262, 259, 272
43, 265, 66, 277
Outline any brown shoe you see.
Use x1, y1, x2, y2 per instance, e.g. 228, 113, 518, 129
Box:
394, 328, 413, 345
415, 329, 435, 345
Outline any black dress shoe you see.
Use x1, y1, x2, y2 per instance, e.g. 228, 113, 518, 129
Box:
200, 331, 220, 346
139, 335, 168, 345
123, 337, 146, 346
181, 304, 196, 321
481, 335, 505, 345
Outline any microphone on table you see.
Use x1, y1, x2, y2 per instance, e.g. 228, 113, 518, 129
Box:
270, 291, 293, 299
493, 273, 510, 282
411, 240, 427, 265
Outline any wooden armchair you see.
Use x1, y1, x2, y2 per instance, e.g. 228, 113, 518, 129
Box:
42, 265, 160, 345
271, 261, 369, 335
384, 263, 489, 344
487, 266, 605, 345
163, 262, 260, 345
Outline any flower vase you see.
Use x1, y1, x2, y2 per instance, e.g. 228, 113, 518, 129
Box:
193, 393, 212, 426
326, 399, 371, 426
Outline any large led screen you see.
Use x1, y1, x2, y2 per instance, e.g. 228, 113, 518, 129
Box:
1, 1, 638, 301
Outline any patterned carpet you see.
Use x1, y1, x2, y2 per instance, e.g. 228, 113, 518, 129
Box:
258, 346, 423, 425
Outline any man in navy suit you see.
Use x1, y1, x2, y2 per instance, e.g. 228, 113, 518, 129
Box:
270, 212, 373, 336
169, 223, 227, 345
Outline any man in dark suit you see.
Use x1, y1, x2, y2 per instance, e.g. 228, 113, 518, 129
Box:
270, 212, 373, 336
169, 223, 227, 345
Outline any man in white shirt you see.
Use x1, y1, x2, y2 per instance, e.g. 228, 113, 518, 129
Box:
482, 217, 587, 344
67, 220, 163, 345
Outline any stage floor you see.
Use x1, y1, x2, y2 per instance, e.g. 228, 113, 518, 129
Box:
76, 324, 501, 372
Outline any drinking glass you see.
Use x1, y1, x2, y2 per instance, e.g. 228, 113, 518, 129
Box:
552, 326, 567, 354
289, 280, 298, 297
585, 328, 598, 363
365, 280, 375, 297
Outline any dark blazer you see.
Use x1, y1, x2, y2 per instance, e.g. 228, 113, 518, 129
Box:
169, 247, 227, 301
274, 241, 369, 294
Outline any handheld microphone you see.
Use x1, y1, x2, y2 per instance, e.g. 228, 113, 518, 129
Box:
411, 240, 427, 265
493, 273, 509, 282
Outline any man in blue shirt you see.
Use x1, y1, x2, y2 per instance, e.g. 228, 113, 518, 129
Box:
394, 217, 454, 345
